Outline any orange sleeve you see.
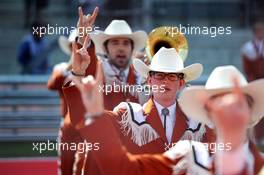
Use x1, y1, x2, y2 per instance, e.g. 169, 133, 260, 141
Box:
62, 41, 100, 127
62, 83, 118, 130
62, 83, 86, 129
47, 69, 66, 91
78, 116, 174, 175
85, 41, 98, 76
202, 126, 216, 144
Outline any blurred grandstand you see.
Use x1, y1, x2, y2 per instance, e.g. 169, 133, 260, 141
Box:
0, 0, 263, 74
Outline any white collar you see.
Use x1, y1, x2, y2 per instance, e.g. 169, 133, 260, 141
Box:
111, 63, 130, 78
100, 57, 130, 79
153, 100, 176, 118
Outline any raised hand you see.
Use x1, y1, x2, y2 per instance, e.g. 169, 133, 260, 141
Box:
77, 6, 99, 43
72, 61, 104, 118
203, 78, 250, 149
72, 35, 91, 76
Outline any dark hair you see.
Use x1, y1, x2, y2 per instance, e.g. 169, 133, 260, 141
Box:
103, 38, 134, 53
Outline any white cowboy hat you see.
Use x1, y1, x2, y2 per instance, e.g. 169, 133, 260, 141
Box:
178, 65, 264, 127
133, 47, 203, 82
58, 29, 78, 55
90, 20, 147, 55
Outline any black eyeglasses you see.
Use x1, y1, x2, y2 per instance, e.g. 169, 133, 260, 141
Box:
149, 71, 185, 81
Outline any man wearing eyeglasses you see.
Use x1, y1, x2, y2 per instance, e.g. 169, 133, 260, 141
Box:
65, 46, 215, 165
70, 65, 264, 175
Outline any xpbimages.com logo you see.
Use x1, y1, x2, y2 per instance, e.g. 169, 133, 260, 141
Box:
32, 24, 100, 37
99, 83, 166, 96
164, 24, 232, 38
32, 140, 100, 154
164, 142, 232, 153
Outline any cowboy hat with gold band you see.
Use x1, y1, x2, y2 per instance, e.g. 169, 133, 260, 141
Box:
90, 20, 147, 55
178, 65, 264, 127
133, 47, 203, 82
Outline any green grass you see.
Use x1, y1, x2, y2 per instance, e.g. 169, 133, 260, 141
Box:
0, 141, 57, 157
0, 141, 263, 158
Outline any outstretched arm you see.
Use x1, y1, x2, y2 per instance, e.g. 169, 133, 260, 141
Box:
78, 115, 174, 175
47, 63, 69, 90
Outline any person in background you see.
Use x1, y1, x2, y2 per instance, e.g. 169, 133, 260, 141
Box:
18, 21, 52, 74
241, 19, 264, 145
241, 19, 264, 82
62, 7, 149, 174
47, 30, 85, 175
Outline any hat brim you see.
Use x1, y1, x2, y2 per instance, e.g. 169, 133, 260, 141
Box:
133, 58, 203, 82
58, 36, 71, 56
90, 31, 147, 55
178, 79, 264, 127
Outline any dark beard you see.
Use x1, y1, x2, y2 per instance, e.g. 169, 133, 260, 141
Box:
108, 57, 131, 69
